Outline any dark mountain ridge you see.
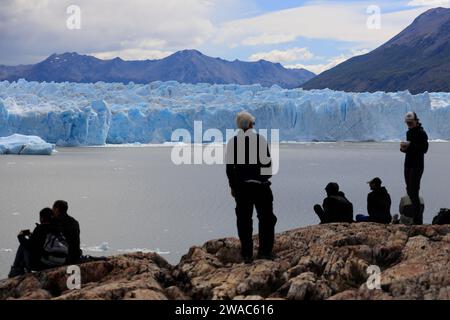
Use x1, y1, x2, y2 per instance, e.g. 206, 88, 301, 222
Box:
302, 7, 450, 93
0, 50, 315, 88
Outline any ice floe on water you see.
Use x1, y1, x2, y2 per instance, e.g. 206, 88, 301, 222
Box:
80, 242, 170, 255
81, 242, 110, 252
0, 134, 55, 155
117, 248, 171, 255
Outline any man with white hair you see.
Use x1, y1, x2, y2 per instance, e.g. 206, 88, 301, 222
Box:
226, 111, 277, 263
400, 111, 428, 225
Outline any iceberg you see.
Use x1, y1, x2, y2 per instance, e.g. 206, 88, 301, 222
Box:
81, 242, 110, 253
0, 134, 55, 155
0, 79, 449, 145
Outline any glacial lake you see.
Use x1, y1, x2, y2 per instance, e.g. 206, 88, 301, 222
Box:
1, 142, 449, 279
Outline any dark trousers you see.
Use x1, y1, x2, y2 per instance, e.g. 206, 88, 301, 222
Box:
9, 244, 32, 277
355, 214, 370, 222
404, 167, 424, 225
235, 183, 277, 258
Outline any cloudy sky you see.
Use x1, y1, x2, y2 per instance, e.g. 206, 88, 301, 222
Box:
1, 0, 449, 73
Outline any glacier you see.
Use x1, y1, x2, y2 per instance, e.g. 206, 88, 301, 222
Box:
1, 79, 450, 145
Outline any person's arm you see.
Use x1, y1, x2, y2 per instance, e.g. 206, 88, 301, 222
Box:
21, 225, 40, 250
259, 135, 272, 178
367, 193, 375, 217
74, 221, 82, 257
407, 130, 429, 154
387, 193, 392, 212
321, 198, 330, 223
17, 232, 29, 247
225, 138, 237, 193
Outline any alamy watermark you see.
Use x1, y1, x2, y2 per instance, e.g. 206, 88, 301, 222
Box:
170, 121, 280, 175
66, 5, 81, 30
366, 265, 381, 290
66, 265, 81, 290
367, 5, 381, 30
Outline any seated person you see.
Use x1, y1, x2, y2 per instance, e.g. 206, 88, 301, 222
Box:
399, 194, 424, 225
432, 208, 450, 225
52, 200, 107, 264
356, 177, 392, 224
8, 208, 61, 278
314, 182, 354, 224
52, 200, 82, 264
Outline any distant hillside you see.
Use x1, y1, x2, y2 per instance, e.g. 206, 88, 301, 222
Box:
0, 50, 315, 88
302, 7, 450, 93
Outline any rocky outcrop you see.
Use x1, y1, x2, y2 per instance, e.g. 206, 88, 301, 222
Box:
1, 223, 450, 300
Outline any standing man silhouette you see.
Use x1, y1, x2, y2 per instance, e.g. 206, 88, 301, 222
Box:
400, 112, 429, 225
226, 112, 277, 263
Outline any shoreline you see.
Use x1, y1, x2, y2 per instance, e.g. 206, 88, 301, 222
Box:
54, 140, 450, 149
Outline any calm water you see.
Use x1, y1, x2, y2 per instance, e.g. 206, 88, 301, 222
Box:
1, 142, 449, 279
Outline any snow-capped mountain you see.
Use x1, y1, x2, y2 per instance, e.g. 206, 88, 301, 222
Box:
0, 50, 315, 89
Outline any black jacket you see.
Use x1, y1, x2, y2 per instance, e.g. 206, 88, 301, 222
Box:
367, 187, 392, 224
226, 130, 272, 190
53, 214, 82, 264
432, 209, 450, 225
404, 126, 428, 169
18, 223, 60, 269
322, 191, 354, 223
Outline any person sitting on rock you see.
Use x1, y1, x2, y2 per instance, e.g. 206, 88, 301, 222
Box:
52, 200, 82, 264
226, 111, 277, 263
432, 208, 450, 225
399, 193, 424, 225
356, 177, 392, 224
8, 208, 61, 278
314, 182, 354, 224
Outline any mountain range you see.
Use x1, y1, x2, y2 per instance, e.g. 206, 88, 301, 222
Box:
302, 7, 450, 93
2, 7, 450, 93
0, 50, 315, 89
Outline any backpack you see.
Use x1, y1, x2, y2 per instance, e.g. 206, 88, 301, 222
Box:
40, 232, 69, 267
432, 208, 450, 225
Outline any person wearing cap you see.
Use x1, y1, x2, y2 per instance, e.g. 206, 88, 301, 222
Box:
226, 111, 277, 263
400, 112, 428, 225
313, 182, 354, 224
355, 178, 392, 224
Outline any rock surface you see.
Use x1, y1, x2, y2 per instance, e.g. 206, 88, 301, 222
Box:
1, 223, 450, 300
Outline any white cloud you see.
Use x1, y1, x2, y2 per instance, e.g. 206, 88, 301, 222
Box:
407, 0, 450, 6
215, 3, 430, 48
0, 0, 216, 64
249, 47, 314, 63
286, 49, 370, 74
241, 33, 297, 46
0, 0, 443, 67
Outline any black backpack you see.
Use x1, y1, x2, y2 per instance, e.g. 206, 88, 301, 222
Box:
40, 232, 69, 267
432, 208, 450, 225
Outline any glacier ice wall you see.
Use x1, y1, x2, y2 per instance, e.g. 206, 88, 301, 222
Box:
1, 79, 450, 145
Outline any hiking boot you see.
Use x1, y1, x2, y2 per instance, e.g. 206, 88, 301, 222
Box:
8, 266, 25, 278
256, 253, 278, 261
391, 214, 400, 224
242, 256, 253, 264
